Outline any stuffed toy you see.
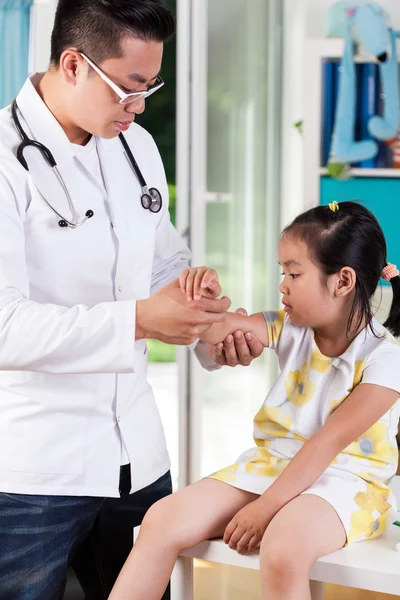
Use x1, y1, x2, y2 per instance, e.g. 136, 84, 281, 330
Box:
386, 129, 400, 168
325, 1, 399, 164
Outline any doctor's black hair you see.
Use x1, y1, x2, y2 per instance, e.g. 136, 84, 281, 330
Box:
282, 201, 400, 338
50, 0, 175, 67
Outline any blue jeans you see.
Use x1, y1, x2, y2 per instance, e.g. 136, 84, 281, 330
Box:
0, 468, 172, 600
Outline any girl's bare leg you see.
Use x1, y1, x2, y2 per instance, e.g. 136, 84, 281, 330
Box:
108, 478, 258, 600
259, 494, 346, 600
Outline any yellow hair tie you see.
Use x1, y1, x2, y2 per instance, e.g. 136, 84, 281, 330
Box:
329, 201, 339, 213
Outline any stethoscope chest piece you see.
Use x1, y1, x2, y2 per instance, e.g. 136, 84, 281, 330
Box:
141, 188, 162, 213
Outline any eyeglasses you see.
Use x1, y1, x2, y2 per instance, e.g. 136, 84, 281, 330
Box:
79, 52, 165, 105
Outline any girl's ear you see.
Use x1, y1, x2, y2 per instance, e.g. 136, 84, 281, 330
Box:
336, 267, 356, 296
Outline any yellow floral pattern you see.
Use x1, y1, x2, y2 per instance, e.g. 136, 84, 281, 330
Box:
309, 347, 332, 374
211, 463, 239, 483
285, 362, 317, 406
266, 310, 285, 349
329, 399, 341, 413
245, 448, 289, 477
348, 483, 391, 543
352, 360, 365, 388
344, 422, 398, 467
254, 405, 292, 439
330, 360, 366, 416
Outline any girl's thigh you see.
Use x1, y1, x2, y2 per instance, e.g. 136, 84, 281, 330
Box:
260, 494, 346, 568
142, 478, 259, 550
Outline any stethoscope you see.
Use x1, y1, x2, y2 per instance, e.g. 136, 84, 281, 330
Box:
11, 100, 163, 229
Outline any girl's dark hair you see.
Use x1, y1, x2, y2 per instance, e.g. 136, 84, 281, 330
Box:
282, 201, 400, 337
50, 0, 176, 67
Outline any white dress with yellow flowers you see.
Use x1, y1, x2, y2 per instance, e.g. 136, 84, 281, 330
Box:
210, 310, 400, 545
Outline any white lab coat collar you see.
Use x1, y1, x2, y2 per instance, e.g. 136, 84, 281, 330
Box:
16, 73, 124, 168
16, 74, 76, 167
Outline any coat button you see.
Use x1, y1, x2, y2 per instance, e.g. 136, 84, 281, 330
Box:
118, 286, 123, 292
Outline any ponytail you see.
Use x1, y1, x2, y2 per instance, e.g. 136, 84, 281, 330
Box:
384, 276, 400, 337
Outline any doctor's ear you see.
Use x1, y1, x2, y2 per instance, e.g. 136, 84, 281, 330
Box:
59, 50, 86, 86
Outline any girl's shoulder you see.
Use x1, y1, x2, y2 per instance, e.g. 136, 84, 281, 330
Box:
361, 318, 400, 361
357, 320, 400, 394
263, 309, 312, 356
362, 318, 400, 354
328, 319, 400, 376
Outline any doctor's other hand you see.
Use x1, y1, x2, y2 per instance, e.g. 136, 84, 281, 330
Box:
135, 279, 231, 345
207, 308, 264, 367
179, 266, 221, 301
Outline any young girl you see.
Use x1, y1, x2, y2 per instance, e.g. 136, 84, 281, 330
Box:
110, 201, 400, 600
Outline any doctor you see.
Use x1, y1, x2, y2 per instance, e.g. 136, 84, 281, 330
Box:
0, 0, 264, 598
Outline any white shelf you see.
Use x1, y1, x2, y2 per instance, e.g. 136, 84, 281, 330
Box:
319, 168, 400, 179
306, 38, 400, 62
304, 38, 400, 208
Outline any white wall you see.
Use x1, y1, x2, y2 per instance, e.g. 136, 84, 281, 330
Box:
31, 0, 57, 72
280, 0, 307, 227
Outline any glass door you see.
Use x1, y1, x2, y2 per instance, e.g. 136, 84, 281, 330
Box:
187, 0, 283, 482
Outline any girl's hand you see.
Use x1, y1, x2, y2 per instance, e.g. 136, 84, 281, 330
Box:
179, 267, 221, 302
223, 498, 274, 554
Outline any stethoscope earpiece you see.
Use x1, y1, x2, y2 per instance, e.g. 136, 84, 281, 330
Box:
58, 210, 94, 228
12, 101, 163, 228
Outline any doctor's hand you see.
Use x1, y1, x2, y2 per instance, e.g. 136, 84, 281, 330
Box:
207, 308, 264, 367
136, 279, 231, 345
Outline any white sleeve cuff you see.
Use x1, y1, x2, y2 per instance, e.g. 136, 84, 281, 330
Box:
191, 339, 222, 372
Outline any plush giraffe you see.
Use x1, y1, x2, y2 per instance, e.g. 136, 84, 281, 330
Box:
325, 1, 400, 164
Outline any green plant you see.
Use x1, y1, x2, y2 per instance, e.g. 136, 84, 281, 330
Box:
148, 339, 176, 363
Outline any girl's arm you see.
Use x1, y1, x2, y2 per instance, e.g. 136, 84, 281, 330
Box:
177, 266, 270, 347
257, 383, 399, 514
199, 311, 269, 348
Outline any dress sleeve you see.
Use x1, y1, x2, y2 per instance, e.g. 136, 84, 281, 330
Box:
263, 309, 286, 354
361, 341, 400, 394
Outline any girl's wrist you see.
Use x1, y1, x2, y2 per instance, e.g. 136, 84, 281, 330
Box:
258, 490, 284, 513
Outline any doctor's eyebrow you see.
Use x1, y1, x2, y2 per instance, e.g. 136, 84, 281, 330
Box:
127, 71, 161, 84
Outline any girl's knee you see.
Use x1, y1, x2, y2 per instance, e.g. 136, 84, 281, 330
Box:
140, 496, 193, 552
260, 533, 310, 582
141, 497, 176, 538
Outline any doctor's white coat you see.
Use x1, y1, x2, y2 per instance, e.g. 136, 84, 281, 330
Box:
0, 74, 210, 497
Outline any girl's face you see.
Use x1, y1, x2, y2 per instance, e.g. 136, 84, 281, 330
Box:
278, 235, 340, 329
